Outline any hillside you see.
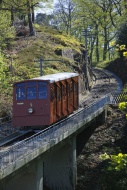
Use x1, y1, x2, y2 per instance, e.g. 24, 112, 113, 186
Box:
76, 59, 127, 190
1, 24, 127, 190
6, 25, 85, 79
105, 58, 127, 89
76, 104, 127, 190
0, 25, 86, 117
96, 58, 127, 90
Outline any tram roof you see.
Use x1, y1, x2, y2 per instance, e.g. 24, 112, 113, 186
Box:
13, 72, 79, 86
31, 72, 79, 83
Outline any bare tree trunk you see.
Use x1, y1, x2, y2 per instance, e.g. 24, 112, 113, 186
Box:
96, 36, 99, 62
103, 26, 108, 60
68, 1, 72, 35
90, 35, 96, 64
27, 0, 34, 36
95, 25, 99, 62
31, 5, 35, 23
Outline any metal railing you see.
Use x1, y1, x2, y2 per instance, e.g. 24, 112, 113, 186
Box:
0, 94, 111, 171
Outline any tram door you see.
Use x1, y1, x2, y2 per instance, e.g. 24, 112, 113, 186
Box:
70, 80, 74, 112
50, 85, 55, 123
56, 85, 61, 117
61, 83, 67, 116
66, 82, 71, 114
73, 82, 78, 109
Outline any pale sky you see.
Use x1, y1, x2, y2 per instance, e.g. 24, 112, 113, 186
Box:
35, 1, 56, 15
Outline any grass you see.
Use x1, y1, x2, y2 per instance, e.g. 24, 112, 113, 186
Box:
13, 25, 83, 76
0, 25, 84, 117
92, 60, 110, 68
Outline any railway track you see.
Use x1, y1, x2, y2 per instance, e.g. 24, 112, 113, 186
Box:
92, 68, 117, 94
0, 68, 120, 153
79, 68, 119, 108
0, 123, 63, 156
0, 130, 36, 155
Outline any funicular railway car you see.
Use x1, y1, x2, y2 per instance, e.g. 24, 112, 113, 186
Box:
12, 72, 79, 128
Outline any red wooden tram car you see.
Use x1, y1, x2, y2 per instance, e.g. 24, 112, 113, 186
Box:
12, 72, 79, 128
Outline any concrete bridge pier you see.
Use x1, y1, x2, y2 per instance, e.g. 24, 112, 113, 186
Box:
0, 157, 44, 190
0, 135, 77, 190
37, 157, 44, 190
43, 135, 77, 190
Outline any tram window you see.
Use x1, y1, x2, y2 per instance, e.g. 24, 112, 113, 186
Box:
27, 87, 36, 100
16, 87, 25, 100
38, 82, 47, 99
27, 82, 36, 86
16, 83, 25, 87
39, 82, 47, 86
39, 86, 47, 99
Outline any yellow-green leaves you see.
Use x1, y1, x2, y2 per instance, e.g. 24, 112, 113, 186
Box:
119, 45, 126, 51
100, 152, 110, 160
115, 44, 127, 58
123, 52, 127, 57
100, 153, 127, 171
118, 102, 127, 111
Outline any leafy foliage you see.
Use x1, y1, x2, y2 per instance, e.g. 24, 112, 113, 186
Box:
118, 101, 127, 119
99, 98, 127, 189
118, 102, 127, 111
116, 23, 127, 57
100, 153, 127, 171
100, 152, 127, 190
71, 0, 123, 61
0, 11, 15, 48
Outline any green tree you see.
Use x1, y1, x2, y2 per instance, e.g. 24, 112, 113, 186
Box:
54, 0, 76, 35
100, 152, 127, 189
35, 13, 54, 26
72, 0, 123, 61
0, 10, 15, 48
116, 22, 127, 58
0, 0, 53, 35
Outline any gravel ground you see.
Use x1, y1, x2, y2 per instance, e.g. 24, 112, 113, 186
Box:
76, 104, 127, 190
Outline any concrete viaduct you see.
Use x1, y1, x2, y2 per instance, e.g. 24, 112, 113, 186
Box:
0, 95, 110, 190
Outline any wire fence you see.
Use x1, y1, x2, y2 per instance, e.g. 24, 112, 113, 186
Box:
110, 92, 127, 104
